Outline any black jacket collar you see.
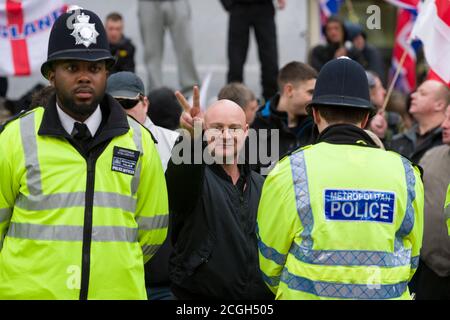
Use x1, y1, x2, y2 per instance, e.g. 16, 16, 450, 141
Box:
316, 124, 379, 148
38, 93, 130, 150
257, 93, 314, 135
209, 163, 251, 185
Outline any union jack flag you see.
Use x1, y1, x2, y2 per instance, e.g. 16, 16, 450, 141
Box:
384, 0, 420, 10
389, 4, 421, 93
319, 0, 344, 28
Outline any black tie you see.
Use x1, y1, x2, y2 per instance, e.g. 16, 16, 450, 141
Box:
71, 122, 92, 151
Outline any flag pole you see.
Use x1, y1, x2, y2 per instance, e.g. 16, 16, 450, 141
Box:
381, 45, 408, 112
345, 0, 359, 23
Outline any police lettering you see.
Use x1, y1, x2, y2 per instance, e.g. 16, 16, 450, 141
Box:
325, 189, 395, 223
330, 201, 391, 221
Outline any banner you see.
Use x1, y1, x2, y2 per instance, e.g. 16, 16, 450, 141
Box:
411, 0, 450, 86
0, 0, 66, 76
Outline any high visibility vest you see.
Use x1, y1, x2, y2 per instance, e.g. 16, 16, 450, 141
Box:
0, 107, 168, 300
446, 184, 450, 236
257, 142, 424, 300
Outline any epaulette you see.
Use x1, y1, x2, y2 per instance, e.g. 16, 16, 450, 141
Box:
127, 114, 158, 145
0, 109, 29, 135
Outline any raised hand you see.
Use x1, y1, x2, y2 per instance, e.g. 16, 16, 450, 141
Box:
175, 86, 203, 138
277, 0, 286, 10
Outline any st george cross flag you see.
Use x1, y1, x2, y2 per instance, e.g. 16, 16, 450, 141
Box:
0, 0, 66, 76
411, 0, 450, 87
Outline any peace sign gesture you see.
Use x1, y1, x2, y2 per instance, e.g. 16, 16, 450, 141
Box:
176, 86, 204, 137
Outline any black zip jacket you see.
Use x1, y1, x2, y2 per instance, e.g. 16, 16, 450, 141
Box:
109, 36, 136, 74
166, 135, 274, 300
250, 93, 317, 174
388, 124, 443, 164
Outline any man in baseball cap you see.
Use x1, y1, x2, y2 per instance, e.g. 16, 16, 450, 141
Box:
107, 71, 179, 172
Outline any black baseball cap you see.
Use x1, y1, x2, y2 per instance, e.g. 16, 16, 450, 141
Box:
106, 72, 145, 100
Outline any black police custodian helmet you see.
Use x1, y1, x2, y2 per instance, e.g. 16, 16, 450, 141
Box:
306, 57, 375, 115
41, 8, 115, 79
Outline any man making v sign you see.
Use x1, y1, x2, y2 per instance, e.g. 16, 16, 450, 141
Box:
165, 87, 273, 300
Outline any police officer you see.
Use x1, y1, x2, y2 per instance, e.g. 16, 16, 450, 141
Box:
0, 8, 168, 299
256, 57, 424, 300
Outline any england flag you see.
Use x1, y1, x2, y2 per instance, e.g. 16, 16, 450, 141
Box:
0, 0, 66, 76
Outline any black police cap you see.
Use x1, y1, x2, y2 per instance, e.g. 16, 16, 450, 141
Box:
41, 8, 115, 79
307, 57, 375, 114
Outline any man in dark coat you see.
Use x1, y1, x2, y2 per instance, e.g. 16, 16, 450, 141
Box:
309, 16, 362, 72
251, 61, 317, 175
389, 80, 448, 163
105, 12, 135, 74
166, 87, 273, 300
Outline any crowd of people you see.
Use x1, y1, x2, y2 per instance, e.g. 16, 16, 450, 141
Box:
0, 1, 449, 300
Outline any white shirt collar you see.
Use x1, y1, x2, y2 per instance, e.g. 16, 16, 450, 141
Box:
144, 116, 153, 129
56, 103, 102, 137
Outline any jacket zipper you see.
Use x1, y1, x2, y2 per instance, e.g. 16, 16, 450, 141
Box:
79, 154, 96, 300
238, 187, 252, 296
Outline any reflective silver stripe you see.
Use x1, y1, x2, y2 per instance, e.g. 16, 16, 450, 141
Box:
0, 208, 12, 223
15, 192, 136, 212
290, 151, 314, 249
15, 192, 85, 210
261, 271, 281, 288
137, 214, 169, 231
397, 158, 416, 238
128, 118, 143, 195
445, 204, 450, 220
289, 242, 411, 267
8, 223, 83, 241
142, 244, 160, 257
281, 268, 407, 299
7, 223, 137, 242
20, 113, 42, 195
92, 226, 138, 242
93, 192, 137, 213
411, 256, 420, 269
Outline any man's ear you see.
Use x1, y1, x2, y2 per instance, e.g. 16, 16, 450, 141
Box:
143, 96, 150, 112
283, 83, 293, 97
48, 71, 56, 87
312, 107, 321, 125
361, 113, 370, 128
434, 99, 447, 113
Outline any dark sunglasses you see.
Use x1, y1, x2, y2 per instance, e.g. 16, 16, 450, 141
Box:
116, 95, 144, 110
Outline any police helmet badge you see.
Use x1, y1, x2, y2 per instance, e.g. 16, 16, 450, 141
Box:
70, 12, 99, 48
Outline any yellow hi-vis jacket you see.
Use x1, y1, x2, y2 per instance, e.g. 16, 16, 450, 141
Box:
0, 106, 168, 300
257, 143, 424, 300
446, 184, 450, 236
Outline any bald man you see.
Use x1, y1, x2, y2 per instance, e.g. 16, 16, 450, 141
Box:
165, 87, 273, 300
389, 80, 449, 163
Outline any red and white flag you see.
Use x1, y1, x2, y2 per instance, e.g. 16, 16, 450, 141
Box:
391, 8, 419, 93
384, 0, 420, 10
411, 0, 450, 87
0, 0, 66, 76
